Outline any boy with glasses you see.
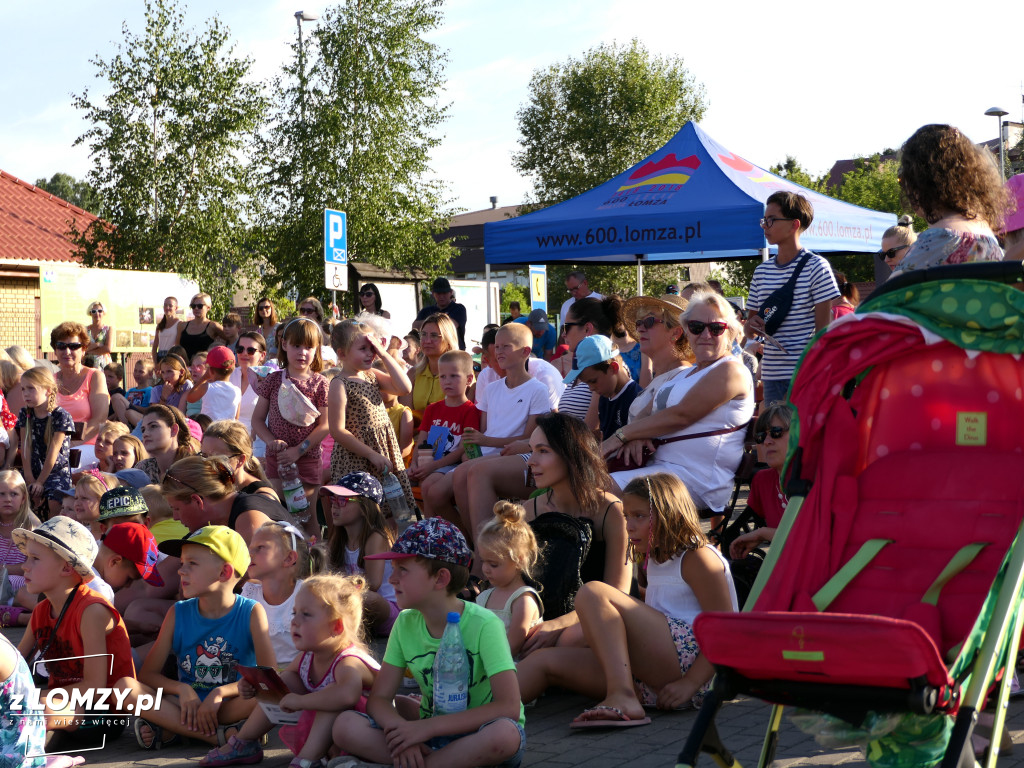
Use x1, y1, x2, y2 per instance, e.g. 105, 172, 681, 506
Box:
745, 192, 838, 406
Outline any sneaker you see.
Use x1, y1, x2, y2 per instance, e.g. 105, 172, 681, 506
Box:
200, 735, 263, 767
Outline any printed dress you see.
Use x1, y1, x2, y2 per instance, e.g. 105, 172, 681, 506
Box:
330, 372, 416, 519
0, 635, 44, 767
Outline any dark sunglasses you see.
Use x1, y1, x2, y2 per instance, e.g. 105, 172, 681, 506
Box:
257, 304, 272, 311
165, 471, 201, 496
686, 321, 729, 337
299, 307, 317, 315
190, 303, 206, 310
754, 426, 789, 444
197, 451, 241, 460
54, 341, 84, 351
561, 321, 583, 331
635, 316, 665, 332
236, 345, 261, 355
359, 291, 376, 297
879, 245, 910, 260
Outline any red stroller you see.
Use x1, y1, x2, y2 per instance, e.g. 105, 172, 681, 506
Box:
678, 262, 1024, 768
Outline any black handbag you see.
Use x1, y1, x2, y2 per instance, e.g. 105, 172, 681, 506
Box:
759, 250, 812, 336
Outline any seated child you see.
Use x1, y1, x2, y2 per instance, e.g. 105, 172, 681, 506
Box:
112, 360, 156, 424
94, 485, 149, 538
112, 434, 148, 473
104, 362, 126, 418
187, 351, 209, 417
140, 483, 189, 542
14, 516, 135, 745
117, 525, 275, 748
474, 327, 564, 408
221, 313, 242, 347
476, 502, 543, 657
333, 518, 525, 768
187, 346, 241, 422
95, 520, 165, 591
0, 632, 45, 765
565, 335, 640, 441
321, 473, 398, 636
201, 574, 379, 768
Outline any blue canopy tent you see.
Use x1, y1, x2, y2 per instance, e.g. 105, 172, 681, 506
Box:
484, 122, 896, 268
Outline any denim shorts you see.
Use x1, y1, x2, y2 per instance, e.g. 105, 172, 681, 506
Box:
357, 711, 526, 768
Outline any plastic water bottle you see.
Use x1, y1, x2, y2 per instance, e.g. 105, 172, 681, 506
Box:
433, 611, 469, 715
279, 462, 310, 523
382, 472, 416, 532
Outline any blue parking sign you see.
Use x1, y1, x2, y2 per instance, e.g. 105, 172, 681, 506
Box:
324, 209, 348, 291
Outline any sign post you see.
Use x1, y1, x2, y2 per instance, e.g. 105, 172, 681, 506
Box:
529, 265, 547, 312
324, 209, 348, 294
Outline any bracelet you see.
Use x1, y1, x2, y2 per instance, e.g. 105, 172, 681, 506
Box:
615, 428, 627, 444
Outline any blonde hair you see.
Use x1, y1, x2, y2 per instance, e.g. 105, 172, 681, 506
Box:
202, 419, 267, 480
134, 358, 155, 377
190, 293, 212, 309
278, 318, 324, 372
301, 574, 368, 651
0, 470, 35, 530
0, 361, 21, 393
20, 367, 59, 462
439, 350, 474, 377
140, 484, 174, 523
255, 521, 311, 579
330, 321, 372, 355
883, 214, 919, 246
413, 314, 458, 378
680, 290, 745, 346
5, 346, 35, 372
87, 300, 105, 316
162, 455, 235, 502
496, 322, 533, 351
75, 471, 119, 502
621, 472, 705, 564
113, 435, 149, 466
477, 501, 539, 580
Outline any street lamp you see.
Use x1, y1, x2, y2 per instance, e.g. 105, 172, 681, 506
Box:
985, 106, 1009, 181
294, 11, 317, 210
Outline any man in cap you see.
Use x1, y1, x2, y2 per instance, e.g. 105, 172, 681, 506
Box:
413, 277, 468, 350
513, 308, 557, 360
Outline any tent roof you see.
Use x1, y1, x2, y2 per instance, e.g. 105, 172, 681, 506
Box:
484, 122, 896, 265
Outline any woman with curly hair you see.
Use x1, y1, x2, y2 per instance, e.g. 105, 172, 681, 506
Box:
51, 321, 110, 445
894, 124, 1010, 274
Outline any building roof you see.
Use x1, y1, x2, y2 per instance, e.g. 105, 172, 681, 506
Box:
0, 169, 101, 263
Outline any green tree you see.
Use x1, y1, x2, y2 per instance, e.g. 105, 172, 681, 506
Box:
769, 156, 827, 192
34, 173, 104, 216
70, 0, 267, 311
258, 0, 457, 304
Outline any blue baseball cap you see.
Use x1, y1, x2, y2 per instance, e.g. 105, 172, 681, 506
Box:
563, 335, 617, 386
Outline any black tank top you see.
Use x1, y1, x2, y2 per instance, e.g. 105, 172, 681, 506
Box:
179, 322, 212, 359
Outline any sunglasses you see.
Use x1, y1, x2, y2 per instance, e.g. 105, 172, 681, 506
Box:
561, 321, 583, 331
257, 304, 272, 311
360, 291, 376, 297
754, 426, 789, 444
686, 321, 729, 337
190, 303, 207, 310
54, 341, 84, 351
236, 345, 261, 355
635, 316, 665, 332
90, 308, 104, 315
329, 495, 356, 506
197, 451, 241, 460
165, 471, 202, 496
879, 245, 910, 260
299, 307, 317, 315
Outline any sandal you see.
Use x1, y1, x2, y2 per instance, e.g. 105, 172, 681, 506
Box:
200, 735, 263, 767
216, 720, 248, 747
133, 717, 182, 750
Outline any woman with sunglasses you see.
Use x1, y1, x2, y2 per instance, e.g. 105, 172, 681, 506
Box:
729, 403, 792, 560
879, 215, 918, 272
85, 301, 114, 368
51, 322, 110, 446
604, 291, 753, 518
357, 283, 390, 319
250, 296, 281, 357
175, 293, 225, 360
230, 331, 269, 458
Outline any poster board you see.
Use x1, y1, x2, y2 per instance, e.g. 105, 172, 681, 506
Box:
449, 279, 497, 350
40, 266, 200, 352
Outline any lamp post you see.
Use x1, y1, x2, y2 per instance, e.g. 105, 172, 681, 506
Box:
293, 10, 317, 218
985, 106, 1009, 181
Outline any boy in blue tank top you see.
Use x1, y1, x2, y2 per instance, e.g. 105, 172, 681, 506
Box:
115, 525, 276, 749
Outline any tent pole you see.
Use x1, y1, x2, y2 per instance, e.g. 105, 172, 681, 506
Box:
760, 246, 769, 263
636, 256, 644, 295
485, 263, 492, 323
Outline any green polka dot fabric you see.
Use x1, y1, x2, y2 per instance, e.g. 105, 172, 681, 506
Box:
860, 281, 1024, 355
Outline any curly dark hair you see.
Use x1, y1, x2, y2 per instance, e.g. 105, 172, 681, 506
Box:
535, 412, 611, 516
898, 124, 1009, 229
566, 295, 624, 336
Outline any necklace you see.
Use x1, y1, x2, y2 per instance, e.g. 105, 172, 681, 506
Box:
57, 368, 85, 396
777, 478, 788, 511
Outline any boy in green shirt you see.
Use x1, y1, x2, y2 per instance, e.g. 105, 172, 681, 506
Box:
333, 518, 525, 767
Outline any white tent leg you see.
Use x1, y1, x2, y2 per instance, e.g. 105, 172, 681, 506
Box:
636, 259, 644, 295
485, 263, 492, 323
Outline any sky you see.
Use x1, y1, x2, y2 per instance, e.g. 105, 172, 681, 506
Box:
2, 0, 1022, 215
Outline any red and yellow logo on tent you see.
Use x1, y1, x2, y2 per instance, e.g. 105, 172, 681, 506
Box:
616, 153, 701, 192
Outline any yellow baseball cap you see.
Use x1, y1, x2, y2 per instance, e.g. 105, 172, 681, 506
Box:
158, 525, 250, 576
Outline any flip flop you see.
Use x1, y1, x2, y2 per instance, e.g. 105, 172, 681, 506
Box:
569, 705, 651, 729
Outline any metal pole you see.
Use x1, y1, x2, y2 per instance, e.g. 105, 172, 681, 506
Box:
485, 263, 492, 323
636, 256, 644, 295
998, 116, 1006, 181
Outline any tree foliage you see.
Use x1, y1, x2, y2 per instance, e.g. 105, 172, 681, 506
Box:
34, 173, 105, 217
70, 0, 267, 311
258, 0, 457, 305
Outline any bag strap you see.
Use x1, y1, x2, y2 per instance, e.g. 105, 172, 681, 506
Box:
654, 419, 752, 447
30, 585, 80, 663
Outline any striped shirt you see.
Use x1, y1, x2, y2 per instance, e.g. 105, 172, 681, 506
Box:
748, 251, 839, 381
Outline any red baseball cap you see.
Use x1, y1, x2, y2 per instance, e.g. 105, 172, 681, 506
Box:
102, 522, 164, 586
206, 345, 235, 370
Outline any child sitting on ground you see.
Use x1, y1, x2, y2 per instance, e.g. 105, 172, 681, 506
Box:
117, 525, 275, 748
201, 574, 379, 768
94, 484, 148, 538
476, 502, 543, 657
188, 346, 241, 421
14, 516, 136, 748
140, 483, 189, 542
187, 351, 209, 417
95, 520, 165, 592
565, 335, 640, 441
333, 518, 525, 768
322, 473, 399, 636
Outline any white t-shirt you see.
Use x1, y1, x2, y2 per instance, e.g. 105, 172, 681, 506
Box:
230, 369, 266, 457
476, 358, 563, 410
560, 291, 604, 324
242, 579, 302, 667
201, 380, 242, 421
475, 376, 551, 456
88, 569, 116, 604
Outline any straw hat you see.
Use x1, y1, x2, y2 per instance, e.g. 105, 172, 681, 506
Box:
622, 294, 689, 342
13, 516, 98, 580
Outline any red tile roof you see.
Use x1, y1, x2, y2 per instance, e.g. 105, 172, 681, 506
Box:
0, 169, 102, 263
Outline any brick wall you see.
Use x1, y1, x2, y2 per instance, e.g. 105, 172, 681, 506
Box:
0, 277, 39, 355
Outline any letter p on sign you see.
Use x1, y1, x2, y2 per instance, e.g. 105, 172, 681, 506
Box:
324, 209, 348, 291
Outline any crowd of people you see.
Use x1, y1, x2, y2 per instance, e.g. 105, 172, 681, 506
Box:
0, 123, 1019, 767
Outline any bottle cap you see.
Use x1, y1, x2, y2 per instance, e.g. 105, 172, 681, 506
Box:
447, 611, 461, 623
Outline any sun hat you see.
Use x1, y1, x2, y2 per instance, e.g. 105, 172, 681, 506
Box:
563, 334, 617, 386
12, 516, 98, 580
206, 346, 235, 370
102, 522, 164, 586
365, 517, 471, 568
1003, 174, 1024, 234
622, 294, 689, 342
97, 486, 149, 522
527, 309, 549, 331
158, 525, 251, 577
320, 472, 384, 506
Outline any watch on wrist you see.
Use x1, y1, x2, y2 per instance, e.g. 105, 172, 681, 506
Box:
300, 439, 311, 454
615, 428, 627, 444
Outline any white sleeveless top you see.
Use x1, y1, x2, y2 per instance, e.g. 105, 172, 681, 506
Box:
344, 545, 397, 604
645, 546, 738, 626
157, 322, 179, 353
476, 586, 544, 630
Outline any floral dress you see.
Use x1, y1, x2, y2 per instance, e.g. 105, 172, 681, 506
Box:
330, 372, 416, 519
16, 407, 74, 499
88, 325, 112, 368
